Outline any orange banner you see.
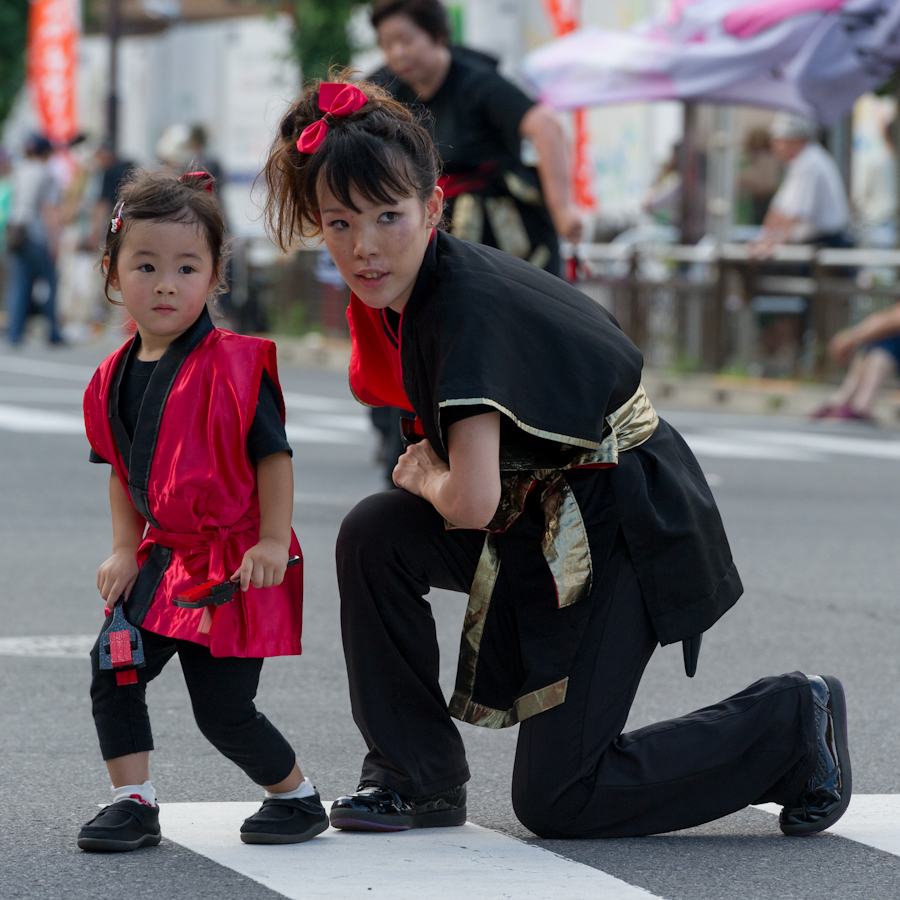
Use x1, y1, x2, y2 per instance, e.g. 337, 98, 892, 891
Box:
26, 0, 80, 145
542, 0, 596, 210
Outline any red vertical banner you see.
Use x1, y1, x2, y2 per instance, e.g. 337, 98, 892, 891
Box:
542, 0, 596, 211
26, 0, 80, 145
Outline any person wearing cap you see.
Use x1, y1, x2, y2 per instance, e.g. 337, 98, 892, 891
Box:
753, 113, 851, 255
4, 135, 64, 345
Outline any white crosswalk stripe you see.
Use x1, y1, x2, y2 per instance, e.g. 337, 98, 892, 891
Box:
680, 428, 900, 462
755, 797, 900, 857
160, 802, 666, 900
0, 403, 86, 434
0, 388, 374, 445
2, 367, 900, 460
0, 635, 96, 657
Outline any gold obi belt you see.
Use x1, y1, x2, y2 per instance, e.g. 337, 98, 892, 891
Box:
446, 383, 659, 729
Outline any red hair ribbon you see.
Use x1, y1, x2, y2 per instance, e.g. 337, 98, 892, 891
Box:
296, 83, 368, 154
180, 171, 215, 193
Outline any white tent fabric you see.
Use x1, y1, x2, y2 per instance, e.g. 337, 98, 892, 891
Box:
521, 0, 900, 124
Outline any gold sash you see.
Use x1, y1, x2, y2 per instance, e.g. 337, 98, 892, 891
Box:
448, 384, 658, 728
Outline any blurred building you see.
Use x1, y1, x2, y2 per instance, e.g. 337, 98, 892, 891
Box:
78, 2, 298, 238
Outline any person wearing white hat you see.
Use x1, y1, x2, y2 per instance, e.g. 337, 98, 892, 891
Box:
753, 112, 850, 254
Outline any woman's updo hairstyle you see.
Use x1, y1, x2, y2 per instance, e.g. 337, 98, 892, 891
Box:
262, 70, 442, 250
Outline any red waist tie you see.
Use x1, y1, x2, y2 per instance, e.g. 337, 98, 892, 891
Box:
438, 162, 497, 199
145, 514, 257, 582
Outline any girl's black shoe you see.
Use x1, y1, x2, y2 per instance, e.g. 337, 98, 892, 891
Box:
240, 792, 329, 844
77, 799, 161, 852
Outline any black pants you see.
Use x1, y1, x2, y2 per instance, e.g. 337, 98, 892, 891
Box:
336, 489, 818, 838
90, 627, 296, 786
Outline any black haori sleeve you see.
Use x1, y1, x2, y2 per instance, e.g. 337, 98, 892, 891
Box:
401, 231, 644, 458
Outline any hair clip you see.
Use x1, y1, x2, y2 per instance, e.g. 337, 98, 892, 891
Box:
110, 201, 125, 234
179, 170, 215, 193
297, 83, 368, 154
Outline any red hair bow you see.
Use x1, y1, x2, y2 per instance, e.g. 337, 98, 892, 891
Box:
180, 171, 215, 193
296, 83, 368, 154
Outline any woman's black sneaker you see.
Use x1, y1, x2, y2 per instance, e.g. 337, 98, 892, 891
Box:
77, 799, 161, 852
329, 782, 466, 831
240, 791, 329, 844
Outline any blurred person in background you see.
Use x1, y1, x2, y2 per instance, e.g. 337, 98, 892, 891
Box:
641, 144, 681, 227
854, 117, 897, 249
750, 114, 852, 375
187, 124, 223, 185
56, 137, 108, 342
813, 303, 900, 422
369, 0, 583, 277
368, 0, 585, 482
737, 127, 781, 226
85, 141, 135, 252
3, 135, 64, 345
0, 150, 12, 309
753, 113, 851, 254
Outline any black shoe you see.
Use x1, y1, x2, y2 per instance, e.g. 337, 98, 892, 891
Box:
77, 799, 161, 852
240, 791, 329, 844
780, 674, 852, 836
329, 782, 466, 832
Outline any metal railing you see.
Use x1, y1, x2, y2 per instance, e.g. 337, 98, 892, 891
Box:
575, 243, 900, 378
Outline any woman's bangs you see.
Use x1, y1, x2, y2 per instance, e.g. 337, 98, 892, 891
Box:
322, 136, 416, 211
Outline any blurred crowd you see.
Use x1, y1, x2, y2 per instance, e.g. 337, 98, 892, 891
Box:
0, 124, 221, 347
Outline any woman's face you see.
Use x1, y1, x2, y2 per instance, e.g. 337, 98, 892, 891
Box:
377, 13, 446, 87
318, 179, 443, 314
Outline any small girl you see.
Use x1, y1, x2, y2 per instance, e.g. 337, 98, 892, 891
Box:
78, 169, 327, 851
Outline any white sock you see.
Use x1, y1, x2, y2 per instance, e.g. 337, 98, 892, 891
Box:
265, 777, 315, 800
112, 780, 157, 807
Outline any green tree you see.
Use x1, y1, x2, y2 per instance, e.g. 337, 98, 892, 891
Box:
0, 0, 29, 132
292, 0, 361, 81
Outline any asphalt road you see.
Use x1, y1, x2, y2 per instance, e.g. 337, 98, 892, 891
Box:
1, 334, 899, 900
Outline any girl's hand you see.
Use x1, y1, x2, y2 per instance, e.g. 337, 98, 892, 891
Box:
231, 538, 289, 592
393, 439, 449, 498
97, 551, 140, 612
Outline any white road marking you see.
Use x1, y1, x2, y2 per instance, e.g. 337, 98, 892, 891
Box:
727, 429, 900, 461
0, 356, 96, 381
0, 635, 95, 657
298, 413, 371, 432
0, 403, 86, 434
755, 796, 900, 857
4, 379, 895, 463
284, 424, 369, 445
159, 802, 665, 900
681, 434, 822, 461
282, 391, 364, 413
0, 387, 86, 403
294, 492, 366, 507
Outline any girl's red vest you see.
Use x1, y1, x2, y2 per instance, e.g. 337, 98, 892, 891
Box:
83, 325, 303, 658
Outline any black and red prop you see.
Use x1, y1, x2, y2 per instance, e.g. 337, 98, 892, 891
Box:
99, 599, 146, 686
172, 556, 302, 634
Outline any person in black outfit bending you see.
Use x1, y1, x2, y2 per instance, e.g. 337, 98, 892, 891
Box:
262, 72, 852, 840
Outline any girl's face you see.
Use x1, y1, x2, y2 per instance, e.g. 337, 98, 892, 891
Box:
107, 219, 219, 359
318, 181, 443, 314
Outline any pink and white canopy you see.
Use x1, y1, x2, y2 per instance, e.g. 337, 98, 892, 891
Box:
521, 0, 900, 124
